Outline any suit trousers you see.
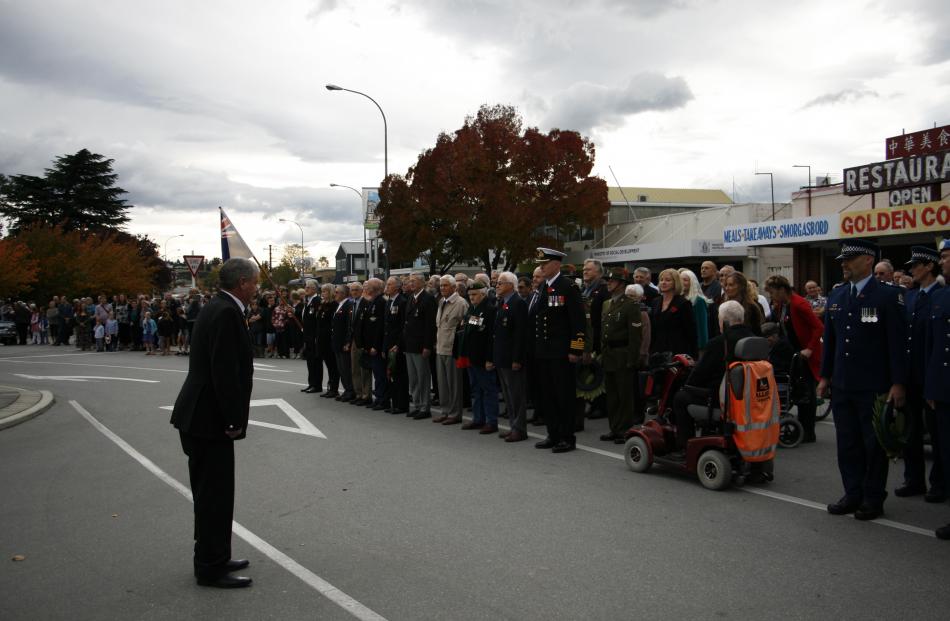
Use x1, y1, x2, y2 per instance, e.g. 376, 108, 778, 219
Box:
832, 389, 889, 506
406, 352, 431, 413
901, 388, 944, 493
934, 401, 950, 499
370, 353, 387, 403
468, 365, 499, 426
535, 357, 576, 445
179, 431, 234, 575
387, 351, 409, 410
305, 346, 323, 390
498, 367, 527, 434
605, 369, 636, 436
335, 350, 354, 396
436, 354, 463, 418
320, 347, 339, 392
351, 346, 372, 399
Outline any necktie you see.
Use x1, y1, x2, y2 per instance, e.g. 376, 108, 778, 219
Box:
850, 284, 857, 300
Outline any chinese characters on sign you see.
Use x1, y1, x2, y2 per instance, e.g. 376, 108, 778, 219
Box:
885, 124, 950, 159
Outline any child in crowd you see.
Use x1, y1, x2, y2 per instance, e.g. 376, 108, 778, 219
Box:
94, 317, 105, 352
142, 311, 157, 355
105, 311, 118, 352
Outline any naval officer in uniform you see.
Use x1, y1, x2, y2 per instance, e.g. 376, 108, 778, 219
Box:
926, 239, 950, 539
532, 248, 586, 453
818, 239, 907, 521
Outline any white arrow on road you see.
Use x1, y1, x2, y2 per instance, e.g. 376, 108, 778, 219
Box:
14, 374, 159, 383
160, 398, 325, 438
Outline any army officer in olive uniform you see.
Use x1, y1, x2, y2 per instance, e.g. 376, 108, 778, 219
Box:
599, 268, 644, 444
532, 248, 586, 454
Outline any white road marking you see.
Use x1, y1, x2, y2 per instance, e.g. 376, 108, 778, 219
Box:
159, 398, 325, 438
13, 374, 159, 383
0, 352, 99, 360
0, 360, 187, 373
69, 400, 387, 621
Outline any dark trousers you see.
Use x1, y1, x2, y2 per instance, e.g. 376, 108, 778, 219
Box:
934, 401, 950, 506
371, 353, 388, 403
179, 431, 235, 576
320, 347, 339, 392
535, 357, 576, 444
305, 344, 323, 390
605, 369, 637, 436
796, 372, 817, 439
15, 322, 28, 344
498, 367, 527, 434
335, 350, 354, 396
902, 388, 944, 493
386, 351, 409, 410
832, 389, 889, 506
673, 386, 711, 449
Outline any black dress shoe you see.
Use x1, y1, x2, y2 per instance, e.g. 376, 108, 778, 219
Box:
372, 403, 387, 411
300, 386, 312, 393
936, 523, 950, 540
894, 484, 926, 497
197, 574, 252, 589
407, 410, 419, 418
552, 441, 576, 453
535, 438, 555, 449
224, 559, 250, 572
854, 504, 883, 521
390, 408, 408, 415
925, 490, 948, 503
599, 433, 616, 442
352, 398, 367, 406
412, 411, 431, 420
827, 497, 861, 515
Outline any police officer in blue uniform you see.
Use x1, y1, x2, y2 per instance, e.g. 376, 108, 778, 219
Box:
926, 239, 950, 539
818, 238, 907, 521
532, 248, 586, 454
897, 246, 944, 501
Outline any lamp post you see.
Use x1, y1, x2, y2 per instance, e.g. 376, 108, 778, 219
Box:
755, 171, 775, 220
325, 84, 388, 179
331, 183, 370, 279
793, 164, 812, 217
278, 218, 305, 278
164, 234, 184, 263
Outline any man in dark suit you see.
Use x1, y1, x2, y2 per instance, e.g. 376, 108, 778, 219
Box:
170, 258, 258, 589
383, 276, 409, 414
331, 285, 356, 401
358, 278, 387, 409
819, 239, 907, 522
300, 280, 322, 393
493, 271, 529, 442
532, 248, 586, 453
403, 273, 437, 419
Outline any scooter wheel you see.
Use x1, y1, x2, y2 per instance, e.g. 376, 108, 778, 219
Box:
779, 417, 804, 449
696, 450, 732, 491
623, 436, 652, 473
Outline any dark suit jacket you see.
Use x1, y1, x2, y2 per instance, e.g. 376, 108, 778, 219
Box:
331, 298, 353, 353
493, 293, 527, 368
357, 295, 385, 352
317, 300, 337, 355
687, 324, 755, 395
171, 292, 254, 440
403, 290, 437, 354
384, 293, 407, 350
534, 274, 586, 360
302, 296, 320, 350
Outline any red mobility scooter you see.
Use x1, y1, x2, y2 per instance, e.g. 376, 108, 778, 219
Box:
622, 337, 780, 490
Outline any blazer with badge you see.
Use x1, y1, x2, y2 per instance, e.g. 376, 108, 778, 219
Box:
384, 292, 408, 351
171, 292, 254, 440
906, 283, 942, 387
357, 295, 386, 352
403, 290, 437, 354
600, 295, 643, 372
924, 288, 950, 403
317, 299, 337, 356
460, 298, 496, 366
302, 295, 320, 352
583, 280, 610, 355
493, 293, 527, 369
534, 273, 586, 360
820, 277, 908, 393
330, 297, 353, 353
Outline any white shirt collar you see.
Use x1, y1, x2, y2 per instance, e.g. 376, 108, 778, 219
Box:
222, 290, 245, 314
545, 273, 560, 287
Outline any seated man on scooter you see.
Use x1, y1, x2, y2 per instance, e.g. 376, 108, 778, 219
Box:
762, 322, 793, 376
671, 300, 755, 454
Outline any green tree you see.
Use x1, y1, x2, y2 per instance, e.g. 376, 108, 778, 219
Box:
0, 149, 131, 234
267, 259, 298, 286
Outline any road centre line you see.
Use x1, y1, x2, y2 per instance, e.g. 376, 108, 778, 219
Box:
0, 352, 101, 360
0, 359, 296, 375
68, 400, 387, 621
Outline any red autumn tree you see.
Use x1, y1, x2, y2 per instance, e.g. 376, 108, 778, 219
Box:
0, 238, 39, 298
376, 104, 609, 274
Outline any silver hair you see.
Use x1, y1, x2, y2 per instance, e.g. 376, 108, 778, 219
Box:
440, 274, 457, 287
365, 278, 384, 294
387, 276, 403, 290
334, 285, 348, 295
219, 258, 259, 290
583, 259, 603, 275
634, 266, 651, 277
305, 279, 318, 289
625, 283, 643, 299
474, 273, 490, 286
497, 271, 517, 286
718, 300, 745, 326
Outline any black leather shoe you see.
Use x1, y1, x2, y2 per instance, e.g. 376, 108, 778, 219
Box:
224, 559, 250, 572
412, 411, 431, 420
300, 386, 312, 393
894, 484, 925, 497
599, 433, 616, 442
390, 408, 407, 415
407, 410, 419, 418
197, 574, 252, 589
552, 441, 576, 453
854, 504, 883, 521
925, 490, 948, 503
936, 523, 950, 540
535, 438, 555, 449
302, 386, 320, 393
372, 403, 387, 411
827, 497, 861, 515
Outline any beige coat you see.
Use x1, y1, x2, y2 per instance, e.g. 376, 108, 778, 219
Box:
435, 292, 469, 356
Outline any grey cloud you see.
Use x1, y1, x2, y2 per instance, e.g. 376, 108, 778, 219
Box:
540, 73, 693, 134
801, 88, 879, 109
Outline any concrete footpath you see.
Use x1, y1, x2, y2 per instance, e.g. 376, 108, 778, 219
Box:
0, 385, 55, 431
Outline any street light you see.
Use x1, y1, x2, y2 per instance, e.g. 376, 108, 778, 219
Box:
793, 164, 812, 217
325, 84, 388, 179
164, 234, 184, 262
755, 171, 775, 221
331, 183, 369, 279
278, 218, 305, 278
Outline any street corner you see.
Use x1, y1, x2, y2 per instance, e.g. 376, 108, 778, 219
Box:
0, 385, 55, 431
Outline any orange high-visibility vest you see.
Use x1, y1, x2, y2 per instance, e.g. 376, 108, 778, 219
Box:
721, 360, 780, 462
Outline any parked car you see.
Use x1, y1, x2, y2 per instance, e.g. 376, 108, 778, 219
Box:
0, 320, 17, 345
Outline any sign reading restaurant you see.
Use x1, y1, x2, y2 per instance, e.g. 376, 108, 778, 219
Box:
843, 151, 950, 196
722, 214, 838, 248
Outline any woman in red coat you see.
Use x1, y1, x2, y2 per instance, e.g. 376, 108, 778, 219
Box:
765, 275, 824, 442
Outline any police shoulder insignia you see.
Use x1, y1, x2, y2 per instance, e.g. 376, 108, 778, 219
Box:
897, 292, 905, 306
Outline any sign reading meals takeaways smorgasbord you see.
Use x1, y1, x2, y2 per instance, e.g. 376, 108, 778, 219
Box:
722, 215, 838, 248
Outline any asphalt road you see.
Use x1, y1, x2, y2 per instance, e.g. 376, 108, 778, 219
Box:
1, 346, 949, 620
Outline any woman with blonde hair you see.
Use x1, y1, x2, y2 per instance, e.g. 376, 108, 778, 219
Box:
649, 268, 697, 358
679, 268, 710, 351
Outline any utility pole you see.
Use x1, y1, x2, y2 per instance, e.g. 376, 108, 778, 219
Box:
268, 245, 273, 270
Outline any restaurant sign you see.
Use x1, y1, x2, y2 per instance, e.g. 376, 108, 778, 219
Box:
885, 125, 950, 159
839, 200, 950, 238
843, 151, 950, 196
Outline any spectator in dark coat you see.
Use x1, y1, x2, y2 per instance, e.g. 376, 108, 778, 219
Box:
650, 268, 697, 359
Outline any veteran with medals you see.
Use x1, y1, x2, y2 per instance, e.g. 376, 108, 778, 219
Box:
599, 268, 643, 444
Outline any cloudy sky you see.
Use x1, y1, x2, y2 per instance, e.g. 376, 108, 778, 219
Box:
2, 0, 948, 264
